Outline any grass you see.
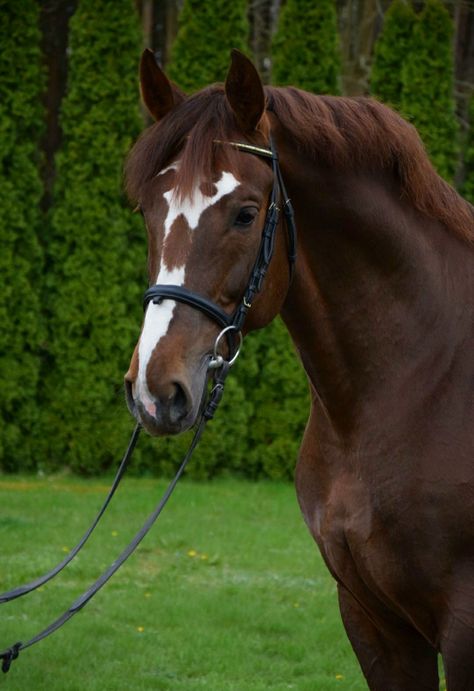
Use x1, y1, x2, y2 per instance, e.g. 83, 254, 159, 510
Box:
0, 474, 367, 690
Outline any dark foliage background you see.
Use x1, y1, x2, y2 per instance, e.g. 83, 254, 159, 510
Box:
0, 0, 473, 478
0, 0, 45, 471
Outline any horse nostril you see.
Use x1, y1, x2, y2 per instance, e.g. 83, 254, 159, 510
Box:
169, 381, 189, 424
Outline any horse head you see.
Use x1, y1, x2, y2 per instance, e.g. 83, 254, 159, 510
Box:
124, 50, 292, 436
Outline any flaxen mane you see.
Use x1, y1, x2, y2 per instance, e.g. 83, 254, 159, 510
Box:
126, 84, 473, 242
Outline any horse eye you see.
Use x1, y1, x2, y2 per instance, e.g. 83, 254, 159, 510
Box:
234, 207, 258, 227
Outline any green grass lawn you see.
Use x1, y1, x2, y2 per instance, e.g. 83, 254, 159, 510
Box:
0, 474, 366, 690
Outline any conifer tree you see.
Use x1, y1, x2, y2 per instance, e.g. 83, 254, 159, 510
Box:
0, 1, 44, 470
43, 1, 143, 473
400, 0, 459, 182
272, 0, 340, 94
242, 319, 310, 480
168, 0, 249, 92
370, 0, 417, 109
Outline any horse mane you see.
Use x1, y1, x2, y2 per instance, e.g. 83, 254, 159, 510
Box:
266, 87, 474, 243
125, 84, 474, 242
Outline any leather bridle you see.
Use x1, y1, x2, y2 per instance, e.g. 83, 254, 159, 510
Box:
0, 136, 296, 673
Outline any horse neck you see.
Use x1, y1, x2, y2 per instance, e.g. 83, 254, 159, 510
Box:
279, 150, 474, 437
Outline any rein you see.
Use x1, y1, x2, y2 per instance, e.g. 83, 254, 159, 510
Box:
0, 136, 296, 674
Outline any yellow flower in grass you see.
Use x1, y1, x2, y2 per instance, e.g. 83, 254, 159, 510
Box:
187, 549, 197, 557
137, 626, 144, 633
335, 674, 344, 680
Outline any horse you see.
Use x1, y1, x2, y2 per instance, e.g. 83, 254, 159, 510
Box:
124, 49, 474, 690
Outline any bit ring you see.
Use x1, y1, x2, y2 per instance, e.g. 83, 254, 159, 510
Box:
208, 325, 243, 369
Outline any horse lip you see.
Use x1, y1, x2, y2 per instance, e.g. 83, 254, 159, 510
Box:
135, 399, 197, 437
124, 378, 138, 419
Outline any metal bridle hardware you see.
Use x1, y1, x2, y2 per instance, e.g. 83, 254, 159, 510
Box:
0, 134, 297, 674
208, 325, 243, 369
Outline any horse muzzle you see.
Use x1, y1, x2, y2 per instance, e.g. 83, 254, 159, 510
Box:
124, 371, 202, 436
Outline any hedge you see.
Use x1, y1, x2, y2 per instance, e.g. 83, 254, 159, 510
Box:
271, 0, 340, 94
237, 320, 310, 480
400, 0, 459, 182
0, 0, 45, 471
4, 0, 471, 480
41, 0, 144, 473
168, 0, 250, 92
0, 0, 308, 481
370, 0, 417, 109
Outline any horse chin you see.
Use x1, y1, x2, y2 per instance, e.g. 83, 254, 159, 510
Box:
137, 407, 198, 437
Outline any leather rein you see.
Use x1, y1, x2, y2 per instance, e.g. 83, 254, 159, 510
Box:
0, 137, 296, 673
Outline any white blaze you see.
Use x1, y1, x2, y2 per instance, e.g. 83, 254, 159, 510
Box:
163, 171, 239, 235
135, 169, 240, 409
137, 264, 186, 390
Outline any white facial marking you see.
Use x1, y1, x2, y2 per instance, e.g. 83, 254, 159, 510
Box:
163, 171, 239, 237
137, 264, 185, 401
135, 169, 240, 409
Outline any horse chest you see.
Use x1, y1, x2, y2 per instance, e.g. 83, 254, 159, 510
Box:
296, 445, 433, 599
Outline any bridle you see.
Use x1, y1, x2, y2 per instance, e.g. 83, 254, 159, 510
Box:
143, 137, 297, 364
0, 135, 296, 673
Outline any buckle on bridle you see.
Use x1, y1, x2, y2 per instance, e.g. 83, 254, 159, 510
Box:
208, 325, 243, 369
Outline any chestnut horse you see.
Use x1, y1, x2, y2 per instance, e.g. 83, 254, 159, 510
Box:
124, 50, 474, 690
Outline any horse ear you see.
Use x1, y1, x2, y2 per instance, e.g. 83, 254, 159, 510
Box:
139, 49, 185, 121
225, 49, 265, 132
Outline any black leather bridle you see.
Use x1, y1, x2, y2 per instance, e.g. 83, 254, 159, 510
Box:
143, 138, 297, 357
0, 136, 296, 673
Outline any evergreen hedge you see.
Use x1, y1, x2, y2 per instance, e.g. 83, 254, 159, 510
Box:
42, 0, 144, 473
400, 0, 459, 182
271, 0, 340, 94
0, 1, 45, 471
13, 0, 473, 480
239, 320, 310, 480
370, 0, 417, 108
167, 0, 250, 92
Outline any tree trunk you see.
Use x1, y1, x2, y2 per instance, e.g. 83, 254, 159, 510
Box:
39, 0, 78, 210
336, 0, 389, 96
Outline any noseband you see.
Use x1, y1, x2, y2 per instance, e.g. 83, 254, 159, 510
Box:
143, 138, 297, 362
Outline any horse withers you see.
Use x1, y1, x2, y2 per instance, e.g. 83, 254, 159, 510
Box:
124, 49, 474, 690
